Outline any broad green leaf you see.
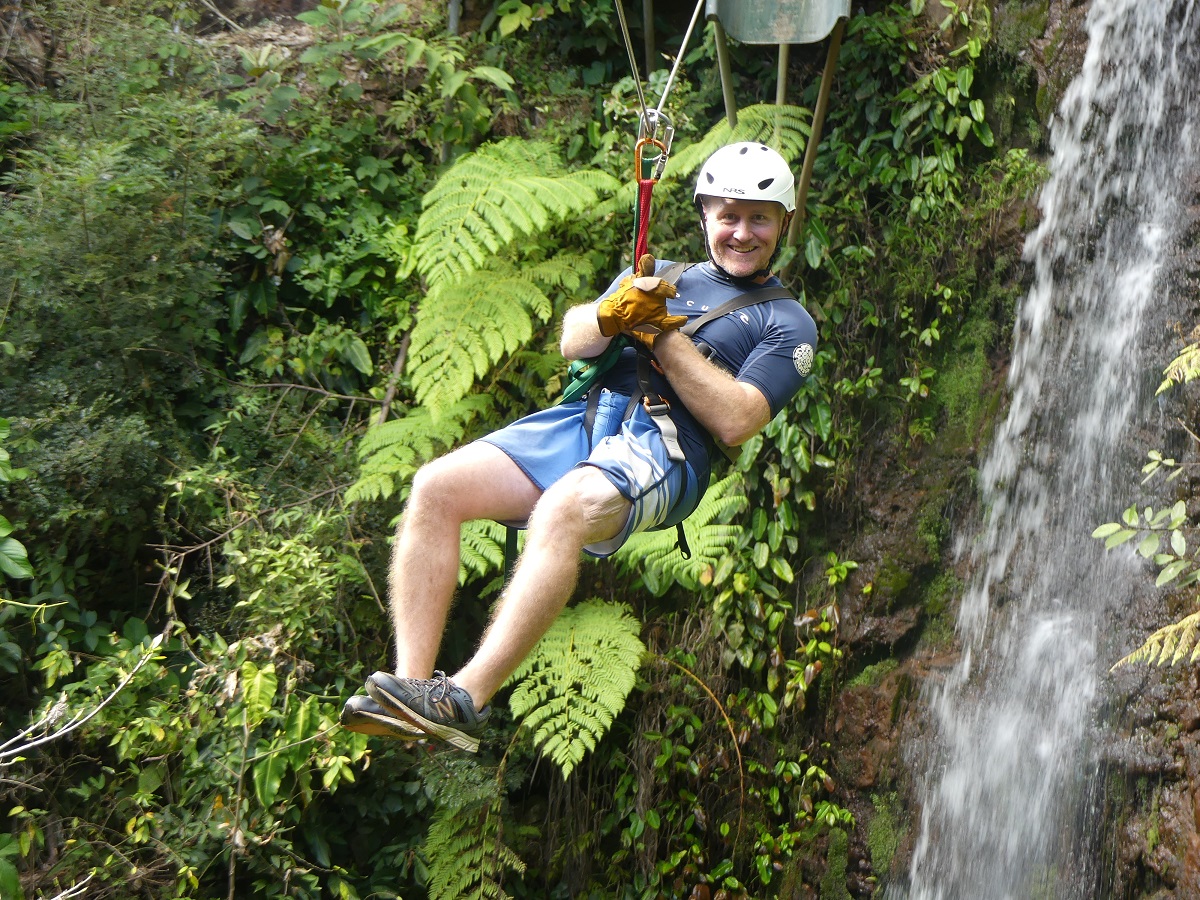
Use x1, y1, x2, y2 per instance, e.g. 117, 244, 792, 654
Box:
771, 556, 795, 583
1156, 559, 1192, 587
254, 752, 287, 809
752, 542, 769, 570
1121, 505, 1139, 527
1104, 529, 1138, 550
1092, 522, 1122, 539
471, 65, 515, 91
344, 336, 373, 375
0, 859, 21, 900
1136, 533, 1161, 559
956, 66, 974, 95
1171, 529, 1187, 557
0, 536, 32, 580
285, 695, 317, 769
242, 661, 278, 729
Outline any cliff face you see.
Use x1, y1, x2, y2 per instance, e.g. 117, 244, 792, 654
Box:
805, 2, 1200, 896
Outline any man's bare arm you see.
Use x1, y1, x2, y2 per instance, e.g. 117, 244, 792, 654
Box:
560, 301, 611, 360
651, 330, 771, 447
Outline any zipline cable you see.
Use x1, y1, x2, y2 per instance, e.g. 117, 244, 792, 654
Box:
615, 0, 705, 266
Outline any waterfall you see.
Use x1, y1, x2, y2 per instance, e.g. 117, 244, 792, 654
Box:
896, 2, 1200, 896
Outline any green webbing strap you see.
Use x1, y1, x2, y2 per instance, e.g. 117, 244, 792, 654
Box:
504, 524, 519, 580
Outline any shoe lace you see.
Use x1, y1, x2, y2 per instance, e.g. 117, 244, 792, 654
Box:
427, 670, 453, 703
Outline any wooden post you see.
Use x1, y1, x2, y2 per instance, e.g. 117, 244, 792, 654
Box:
643, 0, 655, 71
786, 17, 845, 251
713, 19, 738, 129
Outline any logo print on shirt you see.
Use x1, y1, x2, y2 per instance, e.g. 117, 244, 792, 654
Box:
793, 343, 814, 376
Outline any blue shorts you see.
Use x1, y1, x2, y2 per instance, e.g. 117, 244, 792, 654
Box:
480, 390, 703, 557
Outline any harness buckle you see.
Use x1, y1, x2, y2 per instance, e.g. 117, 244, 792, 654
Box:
643, 397, 671, 415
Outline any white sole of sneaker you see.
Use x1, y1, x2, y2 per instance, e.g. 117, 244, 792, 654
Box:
365, 677, 481, 753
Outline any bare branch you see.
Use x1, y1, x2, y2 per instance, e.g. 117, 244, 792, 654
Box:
0, 629, 168, 763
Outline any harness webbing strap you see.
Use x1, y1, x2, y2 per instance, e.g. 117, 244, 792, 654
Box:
637, 348, 687, 462
634, 177, 655, 264
635, 282, 797, 464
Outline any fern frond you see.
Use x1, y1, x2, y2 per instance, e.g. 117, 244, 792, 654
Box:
346, 395, 492, 503
666, 103, 812, 180
460, 519, 507, 585
1112, 609, 1200, 670
424, 764, 525, 900
1158, 342, 1200, 395
507, 598, 646, 779
408, 254, 592, 415
613, 472, 749, 592
413, 138, 621, 289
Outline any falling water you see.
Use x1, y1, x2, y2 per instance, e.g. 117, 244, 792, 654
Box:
897, 2, 1200, 897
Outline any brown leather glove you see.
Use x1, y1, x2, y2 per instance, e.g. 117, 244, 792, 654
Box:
596, 254, 688, 340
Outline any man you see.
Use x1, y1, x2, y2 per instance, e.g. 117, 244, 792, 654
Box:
340, 141, 818, 752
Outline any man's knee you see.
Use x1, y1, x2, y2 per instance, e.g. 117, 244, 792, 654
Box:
532, 466, 628, 538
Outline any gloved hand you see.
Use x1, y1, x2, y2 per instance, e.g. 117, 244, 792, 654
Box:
596, 254, 688, 340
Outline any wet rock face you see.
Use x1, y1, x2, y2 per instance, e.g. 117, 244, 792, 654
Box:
1095, 172, 1200, 898
1098, 666, 1200, 897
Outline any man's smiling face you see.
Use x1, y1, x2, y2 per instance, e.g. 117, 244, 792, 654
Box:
702, 196, 787, 280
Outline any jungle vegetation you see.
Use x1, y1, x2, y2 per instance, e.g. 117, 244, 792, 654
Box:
0, 0, 1044, 897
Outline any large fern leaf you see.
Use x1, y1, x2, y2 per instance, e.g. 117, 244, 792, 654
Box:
612, 472, 748, 593
413, 138, 621, 289
424, 761, 525, 900
459, 518, 507, 585
1112, 609, 1200, 669
666, 103, 811, 180
507, 598, 646, 779
346, 394, 492, 503
407, 253, 588, 416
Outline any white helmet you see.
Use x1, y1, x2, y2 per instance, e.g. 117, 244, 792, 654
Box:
694, 142, 796, 213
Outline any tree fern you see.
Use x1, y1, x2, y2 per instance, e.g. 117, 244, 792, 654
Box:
666, 103, 812, 180
412, 137, 621, 289
1157, 336, 1200, 395
407, 253, 590, 415
346, 394, 492, 503
507, 598, 646, 779
459, 519, 507, 585
612, 472, 748, 593
1112, 609, 1200, 669
423, 759, 525, 900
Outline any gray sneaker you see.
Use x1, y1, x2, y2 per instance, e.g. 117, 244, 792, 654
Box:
366, 670, 490, 753
339, 694, 425, 741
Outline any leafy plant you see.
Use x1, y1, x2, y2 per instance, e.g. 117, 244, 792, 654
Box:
508, 598, 646, 778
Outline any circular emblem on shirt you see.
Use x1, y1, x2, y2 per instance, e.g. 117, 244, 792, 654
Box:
793, 343, 814, 376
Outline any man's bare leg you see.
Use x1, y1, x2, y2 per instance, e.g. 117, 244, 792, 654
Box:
388, 442, 542, 678
452, 464, 630, 709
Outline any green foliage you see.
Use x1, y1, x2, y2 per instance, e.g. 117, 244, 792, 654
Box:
613, 471, 748, 594
413, 138, 620, 288
0, 418, 33, 581
665, 103, 812, 177
1112, 610, 1200, 669
508, 598, 645, 778
1096, 330, 1200, 670
423, 758, 526, 900
1158, 336, 1200, 394
1092, 501, 1196, 590
410, 254, 589, 414
348, 394, 494, 502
